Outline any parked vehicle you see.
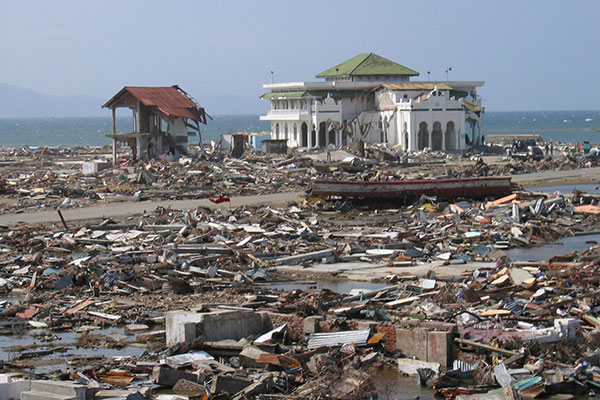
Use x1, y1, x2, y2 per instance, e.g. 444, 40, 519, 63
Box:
510, 139, 544, 161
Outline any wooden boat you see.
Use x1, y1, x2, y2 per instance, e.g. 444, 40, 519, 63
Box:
312, 176, 513, 199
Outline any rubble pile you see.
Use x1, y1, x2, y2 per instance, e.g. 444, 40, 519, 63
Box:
3, 140, 600, 398
0, 181, 599, 398
2, 143, 599, 216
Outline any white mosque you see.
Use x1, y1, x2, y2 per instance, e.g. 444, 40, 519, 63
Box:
260, 53, 484, 152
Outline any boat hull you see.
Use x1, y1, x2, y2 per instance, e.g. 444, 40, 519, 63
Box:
312, 177, 513, 199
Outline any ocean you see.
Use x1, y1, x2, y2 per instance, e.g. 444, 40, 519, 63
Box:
0, 110, 599, 148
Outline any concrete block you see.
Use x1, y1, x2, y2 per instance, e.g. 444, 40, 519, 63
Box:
395, 328, 453, 369
303, 316, 324, 335
238, 346, 269, 368
554, 318, 580, 341
172, 379, 206, 395
82, 160, 110, 176
183, 322, 199, 344
202, 310, 264, 342
152, 366, 206, 388
0, 373, 24, 384
427, 330, 452, 368
210, 375, 253, 395
396, 327, 427, 360
165, 311, 203, 346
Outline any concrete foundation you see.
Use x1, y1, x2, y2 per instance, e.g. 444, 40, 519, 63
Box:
0, 376, 30, 400
166, 310, 268, 346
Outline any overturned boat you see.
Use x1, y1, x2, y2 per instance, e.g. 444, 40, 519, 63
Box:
312, 176, 513, 200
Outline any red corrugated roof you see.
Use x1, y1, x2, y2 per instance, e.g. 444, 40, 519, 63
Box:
102, 86, 206, 123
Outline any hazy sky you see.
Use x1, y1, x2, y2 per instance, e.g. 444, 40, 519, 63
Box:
1, 1, 599, 114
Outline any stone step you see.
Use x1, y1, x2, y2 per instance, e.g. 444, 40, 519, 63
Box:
29, 380, 83, 396
20, 390, 75, 400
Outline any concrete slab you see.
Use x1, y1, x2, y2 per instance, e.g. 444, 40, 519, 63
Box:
397, 358, 441, 376
277, 260, 493, 282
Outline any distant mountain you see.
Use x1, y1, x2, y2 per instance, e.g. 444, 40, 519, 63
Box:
0, 83, 105, 118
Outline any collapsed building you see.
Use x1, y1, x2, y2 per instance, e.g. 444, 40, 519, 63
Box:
260, 53, 485, 152
103, 85, 207, 163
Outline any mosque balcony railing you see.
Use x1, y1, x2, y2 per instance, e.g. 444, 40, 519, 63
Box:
260, 109, 309, 120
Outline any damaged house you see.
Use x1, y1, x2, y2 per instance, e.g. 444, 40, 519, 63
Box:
260, 53, 484, 152
103, 85, 207, 163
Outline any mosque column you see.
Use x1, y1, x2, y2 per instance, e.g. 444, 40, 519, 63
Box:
442, 121, 446, 151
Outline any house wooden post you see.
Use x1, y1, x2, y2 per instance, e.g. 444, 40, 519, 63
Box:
132, 108, 136, 132
136, 99, 142, 160
111, 107, 117, 165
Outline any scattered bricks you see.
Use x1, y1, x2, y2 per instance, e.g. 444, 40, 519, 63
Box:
173, 379, 206, 396
152, 366, 206, 387
303, 316, 324, 335
210, 375, 253, 395
263, 312, 304, 341
374, 323, 397, 353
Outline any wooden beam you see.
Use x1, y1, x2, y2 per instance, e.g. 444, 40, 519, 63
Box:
454, 338, 520, 356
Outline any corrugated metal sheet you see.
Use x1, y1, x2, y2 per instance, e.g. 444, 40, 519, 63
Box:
307, 329, 370, 349
504, 301, 525, 315
464, 100, 482, 112
103, 86, 207, 123
260, 91, 307, 99
453, 359, 480, 372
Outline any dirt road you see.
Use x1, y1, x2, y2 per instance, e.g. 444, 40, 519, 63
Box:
1, 166, 599, 227
512, 166, 600, 187
0, 190, 306, 227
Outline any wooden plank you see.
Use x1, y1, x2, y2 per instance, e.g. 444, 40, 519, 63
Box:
66, 299, 94, 315
384, 290, 440, 308
89, 311, 121, 321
